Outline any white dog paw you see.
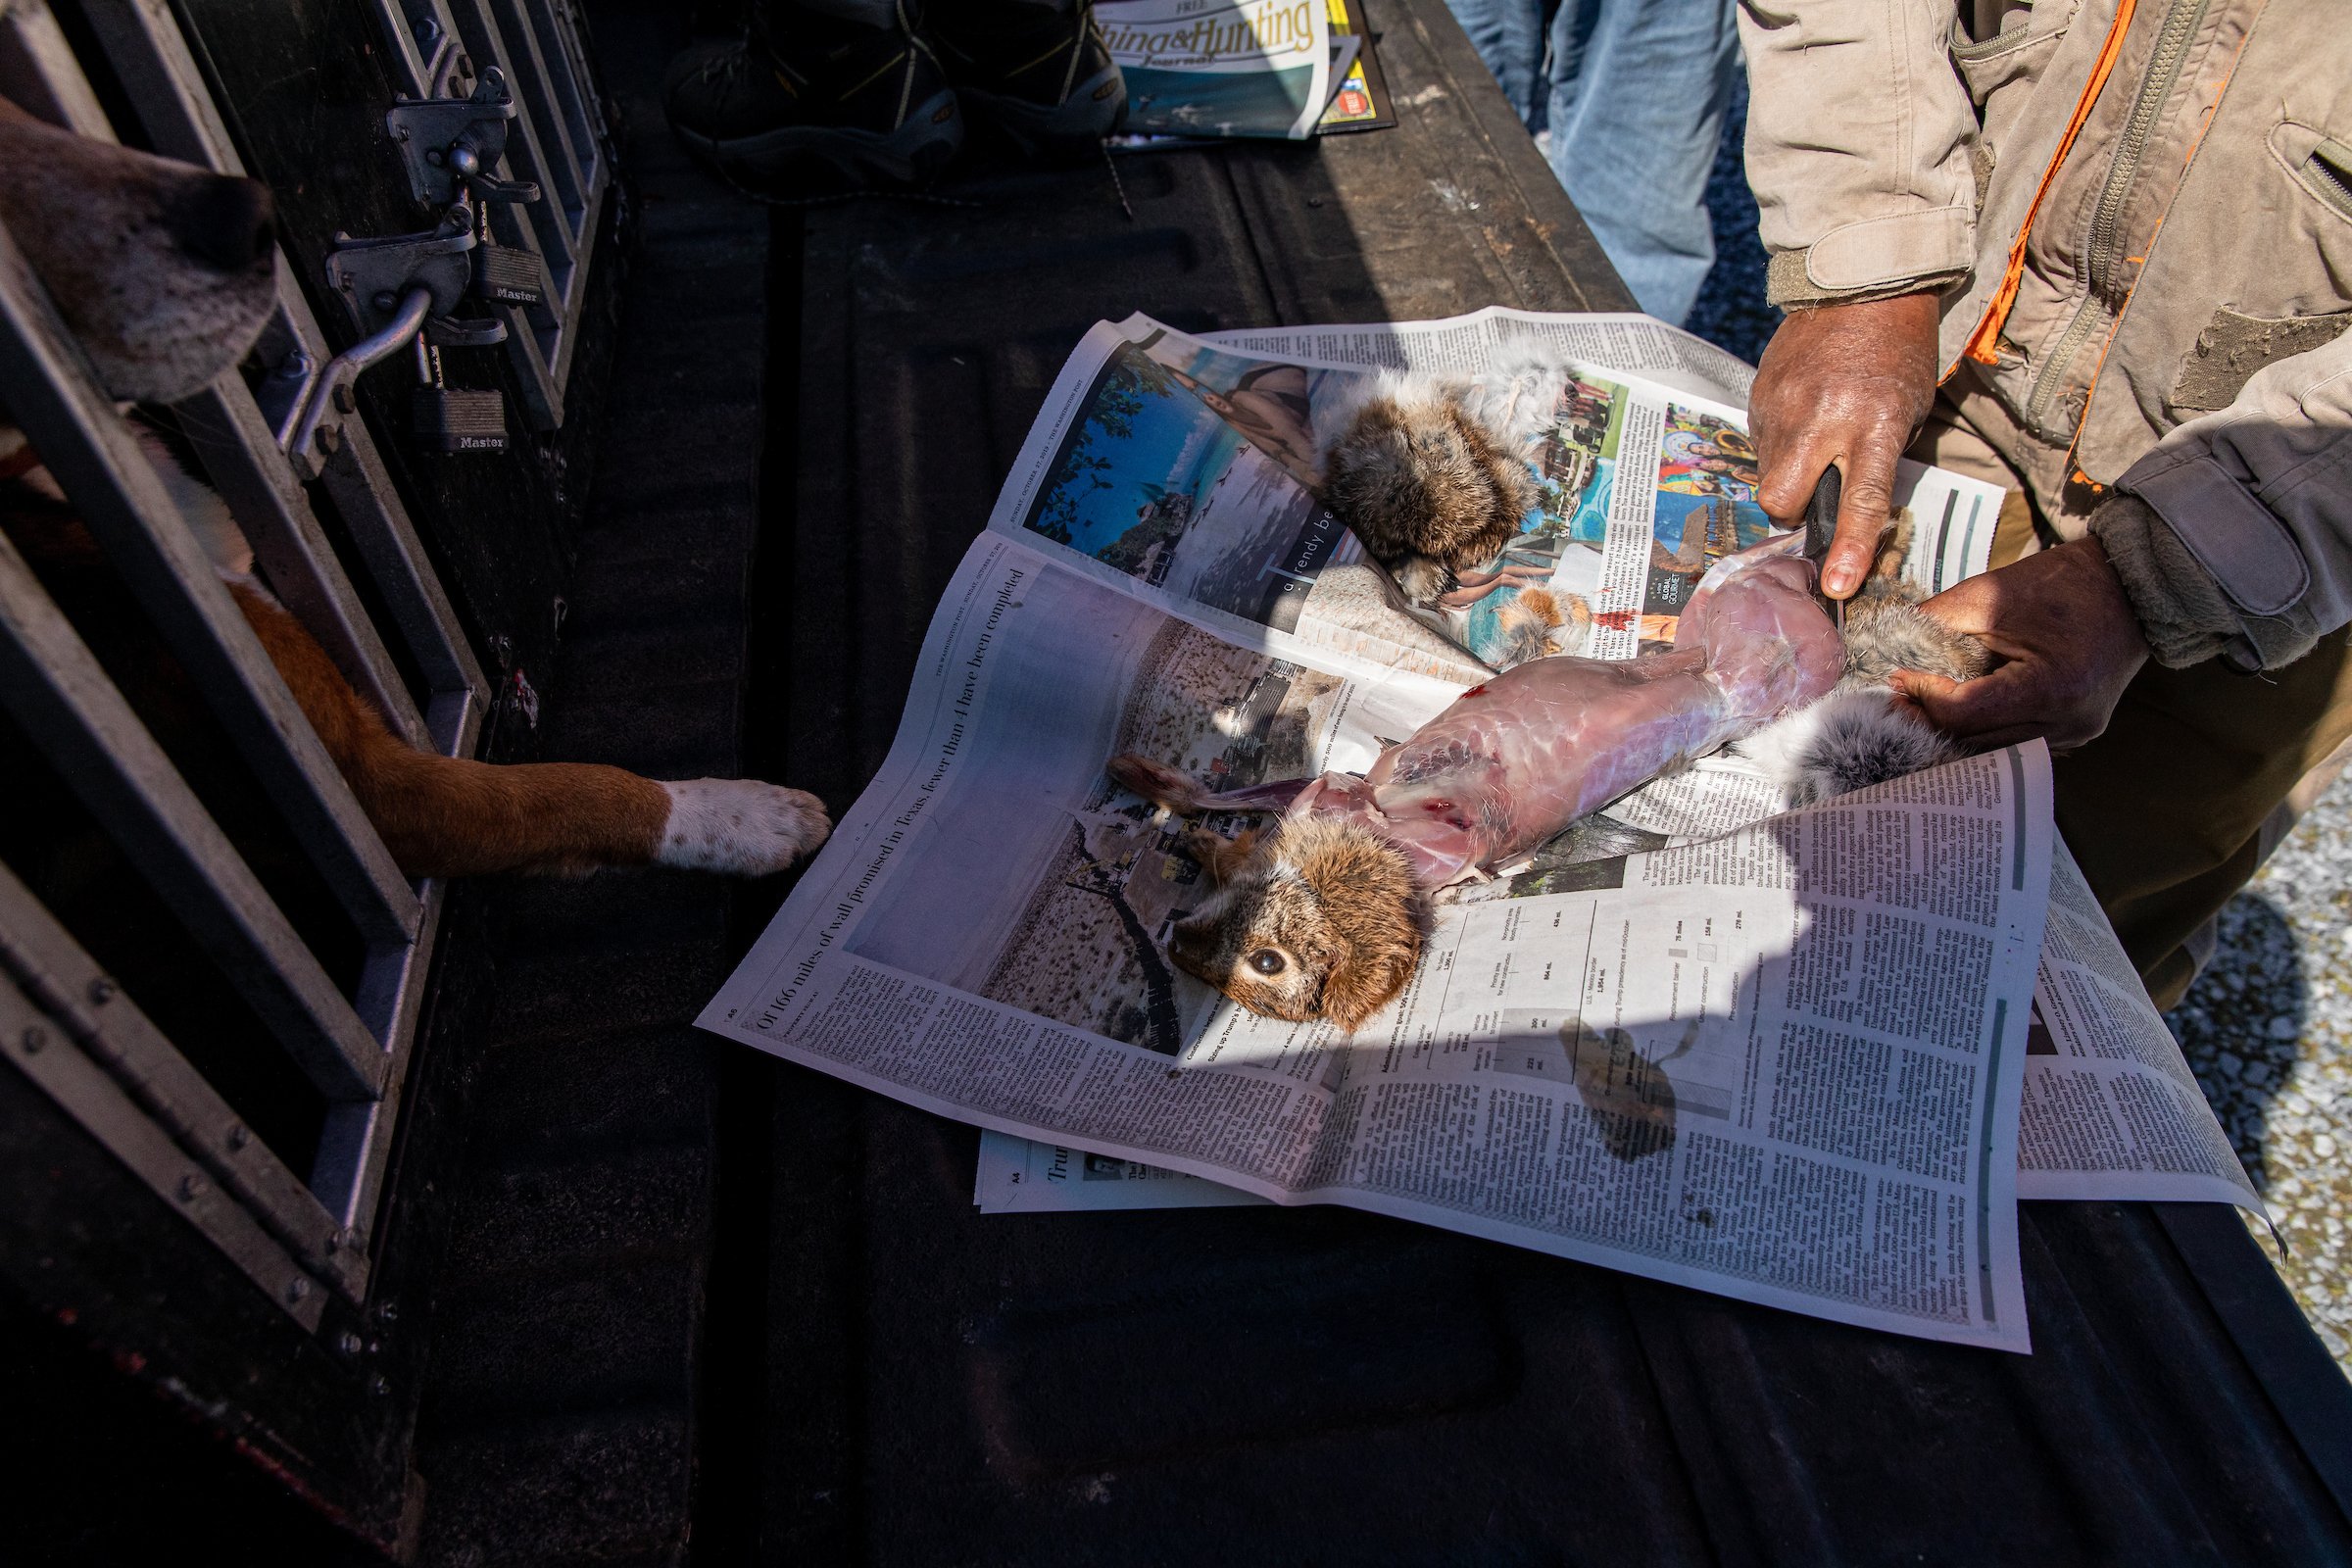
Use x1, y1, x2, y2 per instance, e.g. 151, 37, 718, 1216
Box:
656, 780, 831, 875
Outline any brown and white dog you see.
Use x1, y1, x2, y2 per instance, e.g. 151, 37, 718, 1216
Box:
0, 97, 828, 878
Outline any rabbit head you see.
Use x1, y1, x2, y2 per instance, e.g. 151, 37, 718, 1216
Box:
1168, 815, 1425, 1033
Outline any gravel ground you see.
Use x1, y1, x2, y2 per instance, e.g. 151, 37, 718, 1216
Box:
2163, 772, 2352, 1376
1682, 91, 2351, 1373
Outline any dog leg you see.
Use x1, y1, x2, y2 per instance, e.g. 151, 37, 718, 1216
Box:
230, 585, 828, 877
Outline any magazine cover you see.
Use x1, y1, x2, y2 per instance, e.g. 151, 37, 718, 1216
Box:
1317, 0, 1395, 132
1100, 0, 1335, 139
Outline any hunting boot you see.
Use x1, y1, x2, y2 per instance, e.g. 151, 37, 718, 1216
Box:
928, 0, 1127, 161
662, 0, 962, 193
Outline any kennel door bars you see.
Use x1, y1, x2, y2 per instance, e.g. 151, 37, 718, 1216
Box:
365, 0, 610, 428
0, 0, 500, 1325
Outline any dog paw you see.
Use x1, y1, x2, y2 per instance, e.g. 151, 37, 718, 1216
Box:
656, 780, 831, 875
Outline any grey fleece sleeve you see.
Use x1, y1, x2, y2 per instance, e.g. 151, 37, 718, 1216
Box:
2089, 328, 2352, 672
2089, 496, 2262, 667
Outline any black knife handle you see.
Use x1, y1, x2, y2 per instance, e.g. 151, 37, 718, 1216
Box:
1803, 465, 1842, 566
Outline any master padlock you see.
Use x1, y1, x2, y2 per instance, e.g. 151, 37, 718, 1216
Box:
411, 334, 507, 454
467, 199, 545, 309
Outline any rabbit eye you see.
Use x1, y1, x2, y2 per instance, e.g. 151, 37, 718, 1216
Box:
1248, 949, 1287, 976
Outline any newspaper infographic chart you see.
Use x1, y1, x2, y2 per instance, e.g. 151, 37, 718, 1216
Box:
701, 310, 2260, 1351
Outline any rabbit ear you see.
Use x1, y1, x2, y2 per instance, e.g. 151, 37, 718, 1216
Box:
1183, 824, 1260, 884
1318, 932, 1420, 1034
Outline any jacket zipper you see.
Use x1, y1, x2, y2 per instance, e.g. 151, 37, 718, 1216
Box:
2021, 0, 2210, 436
2307, 142, 2352, 222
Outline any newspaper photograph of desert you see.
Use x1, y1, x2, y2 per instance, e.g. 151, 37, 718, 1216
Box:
975, 621, 1344, 1054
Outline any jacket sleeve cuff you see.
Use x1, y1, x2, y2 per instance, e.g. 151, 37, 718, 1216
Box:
1767, 253, 1968, 309
2089, 493, 2319, 670
2087, 496, 2239, 666
1762, 208, 1976, 309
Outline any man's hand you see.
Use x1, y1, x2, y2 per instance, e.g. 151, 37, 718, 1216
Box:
1751, 292, 1942, 597
1888, 539, 2150, 752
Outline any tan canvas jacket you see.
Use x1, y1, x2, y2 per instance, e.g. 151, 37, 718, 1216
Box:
1739, 0, 2352, 670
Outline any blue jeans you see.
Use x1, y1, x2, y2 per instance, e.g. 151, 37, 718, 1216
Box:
1443, 0, 1740, 326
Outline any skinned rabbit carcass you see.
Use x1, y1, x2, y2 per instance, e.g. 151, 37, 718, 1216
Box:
1109, 531, 1850, 1032
1114, 521, 1992, 1033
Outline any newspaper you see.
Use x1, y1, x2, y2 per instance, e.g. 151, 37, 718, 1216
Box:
1208, 305, 1765, 405
975, 1128, 1261, 1210
701, 310, 2252, 1347
703, 531, 2051, 1349
976, 831, 2264, 1219
1102, 314, 2003, 672
1100, 0, 1336, 140
1000, 312, 2000, 689
2020, 841, 2263, 1205
963, 317, 2259, 1225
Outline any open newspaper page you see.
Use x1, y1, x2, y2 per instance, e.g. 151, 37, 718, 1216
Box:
974, 316, 2256, 1219
992, 321, 1490, 686
1208, 305, 1763, 405
1118, 313, 2005, 667
975, 1128, 1262, 1210
1099, 0, 1333, 139
983, 777, 2262, 1219
2018, 841, 2263, 1207
703, 533, 2050, 1348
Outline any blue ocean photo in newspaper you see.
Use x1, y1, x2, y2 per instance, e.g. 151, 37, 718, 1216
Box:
1022, 341, 1348, 632
1129, 322, 1632, 670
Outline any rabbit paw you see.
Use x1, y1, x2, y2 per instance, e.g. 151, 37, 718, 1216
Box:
1396, 555, 1455, 607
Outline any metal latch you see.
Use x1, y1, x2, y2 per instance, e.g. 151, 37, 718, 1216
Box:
385, 66, 541, 208
323, 202, 510, 348
283, 203, 513, 476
